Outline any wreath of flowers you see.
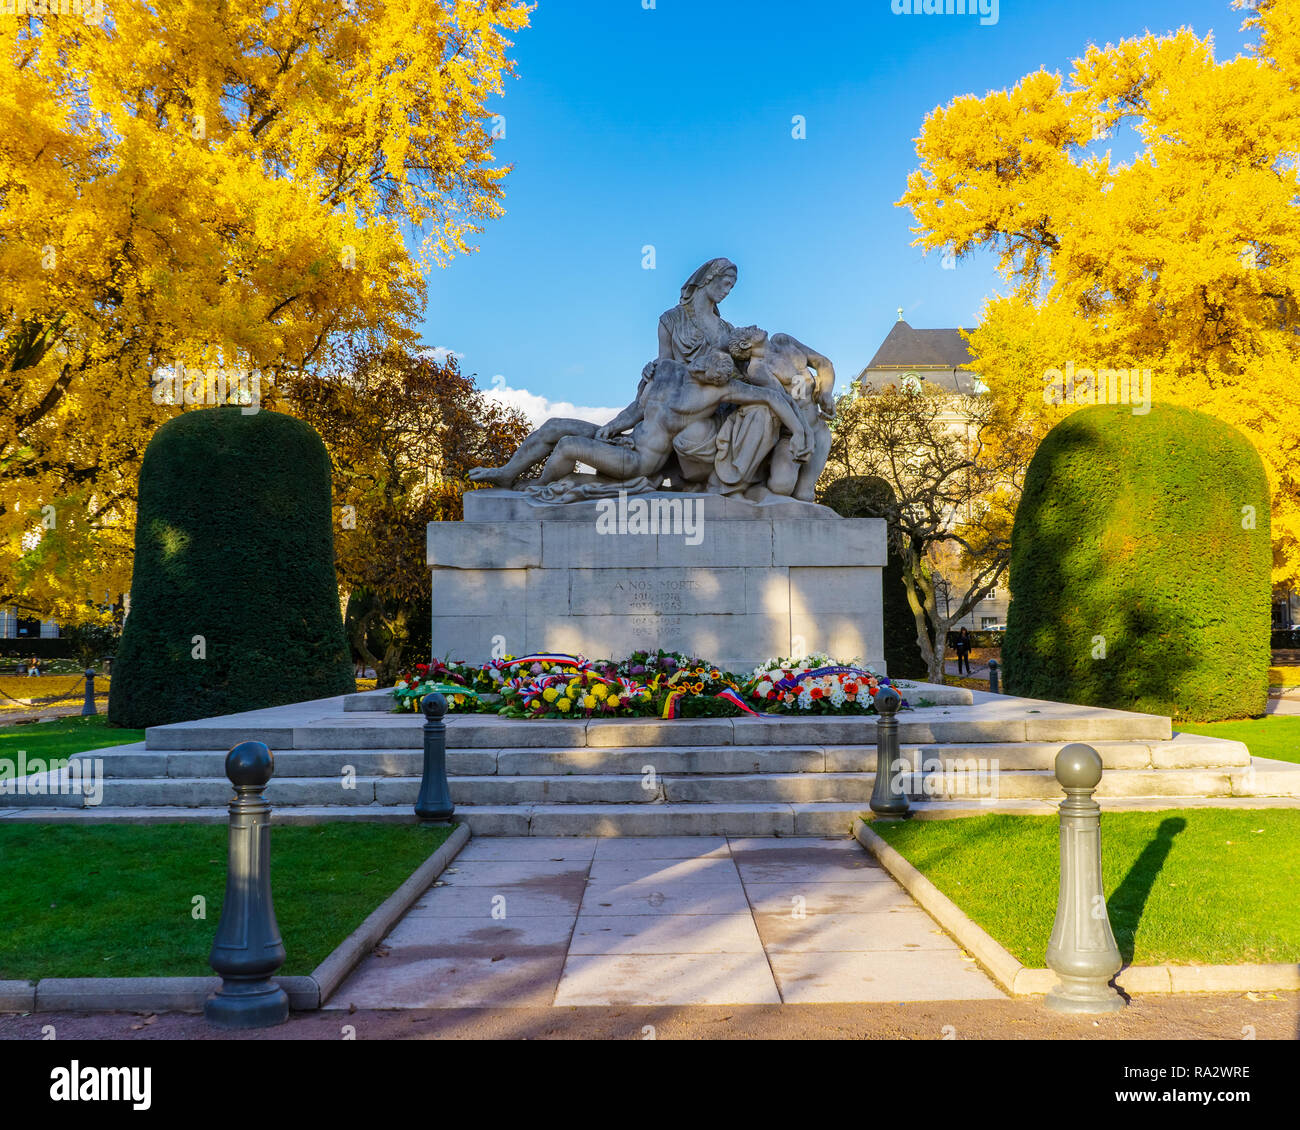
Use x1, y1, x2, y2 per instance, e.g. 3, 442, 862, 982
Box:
392, 652, 909, 718
498, 668, 655, 719
744, 655, 906, 715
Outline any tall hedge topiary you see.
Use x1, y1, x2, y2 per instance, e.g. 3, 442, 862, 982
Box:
109, 407, 355, 728
1003, 404, 1270, 722
822, 475, 930, 679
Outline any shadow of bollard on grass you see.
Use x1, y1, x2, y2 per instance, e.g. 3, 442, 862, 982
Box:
1105, 815, 1187, 965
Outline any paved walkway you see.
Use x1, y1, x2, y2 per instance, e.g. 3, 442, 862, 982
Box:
328, 836, 1003, 1008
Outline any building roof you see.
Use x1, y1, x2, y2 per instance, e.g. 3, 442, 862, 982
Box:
865, 320, 975, 369
856, 319, 982, 396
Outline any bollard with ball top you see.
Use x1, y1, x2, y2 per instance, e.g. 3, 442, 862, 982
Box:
415, 690, 455, 822
987, 659, 1000, 694
80, 669, 97, 716
205, 740, 289, 1029
868, 685, 910, 817
1044, 743, 1125, 1014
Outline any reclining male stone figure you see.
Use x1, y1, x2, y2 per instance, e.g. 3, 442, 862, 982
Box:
467, 350, 811, 495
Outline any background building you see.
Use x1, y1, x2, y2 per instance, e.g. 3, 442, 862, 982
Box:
855, 311, 1008, 633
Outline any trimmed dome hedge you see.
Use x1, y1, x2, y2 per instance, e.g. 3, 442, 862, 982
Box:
1003, 403, 1270, 722
822, 475, 930, 679
108, 407, 354, 728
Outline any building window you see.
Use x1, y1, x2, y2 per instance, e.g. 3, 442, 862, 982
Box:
0, 608, 14, 639
981, 617, 1001, 629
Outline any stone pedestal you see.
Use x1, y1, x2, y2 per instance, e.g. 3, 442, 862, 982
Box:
427, 490, 887, 674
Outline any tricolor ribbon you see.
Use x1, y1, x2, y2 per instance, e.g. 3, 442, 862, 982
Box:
715, 688, 776, 718
502, 653, 592, 670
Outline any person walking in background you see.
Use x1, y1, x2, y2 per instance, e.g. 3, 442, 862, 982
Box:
26, 656, 41, 677
954, 629, 972, 676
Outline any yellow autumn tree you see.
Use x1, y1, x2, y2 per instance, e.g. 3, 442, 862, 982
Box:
900, 0, 1300, 588
1, 0, 529, 623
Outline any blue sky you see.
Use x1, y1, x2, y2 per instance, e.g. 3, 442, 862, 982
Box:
420, 0, 1253, 422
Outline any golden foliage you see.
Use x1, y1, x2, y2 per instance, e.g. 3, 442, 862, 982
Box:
899, 0, 1300, 585
1, 0, 529, 621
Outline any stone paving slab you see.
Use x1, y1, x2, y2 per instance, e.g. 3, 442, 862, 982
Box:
554, 954, 782, 1006
728, 836, 863, 852
736, 861, 899, 885
382, 914, 575, 955
580, 882, 751, 916
586, 856, 741, 884
437, 860, 591, 886
454, 837, 599, 861
754, 910, 954, 952
769, 950, 1005, 1003
569, 914, 764, 955
328, 955, 566, 1008
405, 881, 586, 919
591, 836, 731, 859
745, 882, 918, 916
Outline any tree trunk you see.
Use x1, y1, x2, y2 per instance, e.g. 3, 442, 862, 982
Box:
374, 606, 410, 687
349, 608, 382, 682
900, 553, 949, 684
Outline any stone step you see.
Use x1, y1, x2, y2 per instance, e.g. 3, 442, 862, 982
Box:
16, 756, 1297, 810
339, 680, 977, 713
143, 700, 1172, 750
7, 794, 1300, 833
84, 732, 1249, 779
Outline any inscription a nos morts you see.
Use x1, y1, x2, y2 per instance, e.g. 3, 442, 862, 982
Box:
569, 570, 742, 617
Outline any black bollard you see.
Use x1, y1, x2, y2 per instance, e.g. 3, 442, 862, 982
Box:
868, 685, 909, 816
988, 659, 1000, 694
415, 691, 454, 822
205, 741, 289, 1029
80, 669, 97, 716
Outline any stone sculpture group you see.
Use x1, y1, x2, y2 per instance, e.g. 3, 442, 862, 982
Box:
469, 258, 836, 504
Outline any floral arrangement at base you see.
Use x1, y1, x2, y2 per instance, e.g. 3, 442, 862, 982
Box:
650, 660, 751, 718
497, 667, 654, 719
390, 651, 907, 718
391, 664, 496, 713
598, 649, 698, 681
744, 654, 905, 715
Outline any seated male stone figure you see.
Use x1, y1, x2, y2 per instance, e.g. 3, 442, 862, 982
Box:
534, 350, 811, 488
743, 329, 835, 501
705, 326, 834, 501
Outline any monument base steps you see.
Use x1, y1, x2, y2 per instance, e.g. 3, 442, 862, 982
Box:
5, 688, 1295, 832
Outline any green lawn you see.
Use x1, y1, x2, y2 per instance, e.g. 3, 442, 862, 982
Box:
0, 822, 454, 980
1175, 714, 1300, 765
0, 715, 144, 765
871, 810, 1300, 967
